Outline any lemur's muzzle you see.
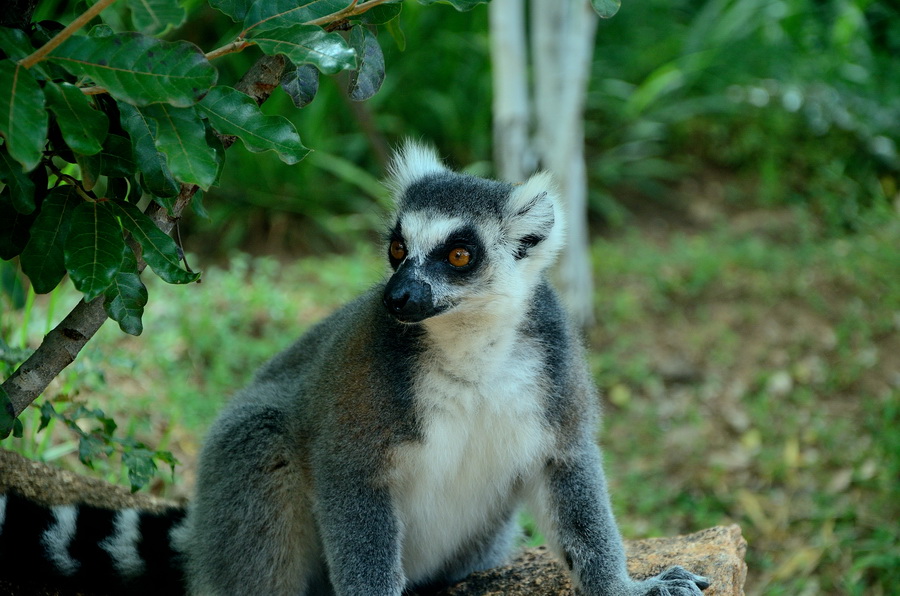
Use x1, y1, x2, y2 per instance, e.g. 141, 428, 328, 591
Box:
383, 273, 437, 323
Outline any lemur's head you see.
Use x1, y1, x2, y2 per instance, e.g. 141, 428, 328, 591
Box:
382, 141, 565, 324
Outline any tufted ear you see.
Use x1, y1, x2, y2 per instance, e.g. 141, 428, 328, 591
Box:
386, 140, 448, 200
503, 171, 566, 262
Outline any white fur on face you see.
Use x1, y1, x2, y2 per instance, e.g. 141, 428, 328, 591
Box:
386, 141, 447, 197
397, 211, 466, 265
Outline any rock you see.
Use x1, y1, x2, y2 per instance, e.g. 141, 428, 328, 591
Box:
427, 526, 747, 596
0, 449, 747, 595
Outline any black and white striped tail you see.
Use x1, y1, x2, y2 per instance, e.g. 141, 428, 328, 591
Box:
0, 492, 186, 595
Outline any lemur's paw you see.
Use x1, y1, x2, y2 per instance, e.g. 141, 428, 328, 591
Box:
638, 565, 710, 595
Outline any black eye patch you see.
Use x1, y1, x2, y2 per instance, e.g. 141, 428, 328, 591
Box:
426, 226, 483, 275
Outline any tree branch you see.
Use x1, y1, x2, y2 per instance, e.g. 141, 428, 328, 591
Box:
20, 0, 120, 69
304, 0, 402, 28
1, 54, 288, 426
205, 39, 252, 62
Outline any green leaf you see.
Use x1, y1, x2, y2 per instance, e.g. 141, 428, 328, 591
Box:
590, 0, 621, 19
1, 387, 17, 439
351, 3, 403, 25
415, 0, 489, 11
210, 0, 254, 22
122, 446, 158, 492
88, 24, 116, 38
0, 145, 36, 213
203, 119, 226, 187
191, 188, 210, 219
110, 200, 200, 284
44, 82, 109, 156
74, 151, 101, 191
0, 186, 38, 259
0, 27, 53, 80
0, 59, 48, 171
385, 15, 406, 52
28, 24, 71, 81
247, 25, 356, 74
347, 26, 384, 102
243, 0, 349, 31
0, 26, 32, 60
107, 176, 142, 203
139, 103, 219, 190
64, 201, 126, 301
117, 102, 180, 204
0, 261, 27, 309
198, 86, 309, 164
20, 187, 81, 294
48, 33, 217, 107
72, 405, 116, 436
104, 243, 148, 336
78, 433, 114, 467
125, 0, 187, 35
38, 401, 56, 432
97, 133, 137, 178
280, 61, 319, 108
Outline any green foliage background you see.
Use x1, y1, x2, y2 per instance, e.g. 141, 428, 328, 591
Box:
2, 0, 899, 595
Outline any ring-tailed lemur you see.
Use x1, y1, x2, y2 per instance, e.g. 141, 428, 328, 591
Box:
0, 142, 709, 596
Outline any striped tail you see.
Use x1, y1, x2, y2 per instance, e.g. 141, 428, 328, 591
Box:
0, 491, 187, 595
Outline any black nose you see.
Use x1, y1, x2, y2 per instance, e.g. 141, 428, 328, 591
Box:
383, 277, 436, 323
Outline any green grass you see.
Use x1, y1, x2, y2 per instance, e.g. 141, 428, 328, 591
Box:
591, 215, 900, 595
2, 213, 898, 593
2, 249, 384, 489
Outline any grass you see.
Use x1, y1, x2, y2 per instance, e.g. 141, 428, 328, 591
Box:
2, 249, 385, 491
2, 206, 898, 593
591, 211, 900, 595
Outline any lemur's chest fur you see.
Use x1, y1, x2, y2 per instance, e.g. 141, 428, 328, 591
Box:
390, 321, 551, 583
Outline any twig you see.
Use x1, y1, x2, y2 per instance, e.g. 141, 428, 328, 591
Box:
306, 0, 397, 28
20, 0, 120, 69
205, 39, 251, 62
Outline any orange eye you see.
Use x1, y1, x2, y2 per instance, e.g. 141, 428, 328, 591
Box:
390, 240, 406, 261
448, 247, 471, 267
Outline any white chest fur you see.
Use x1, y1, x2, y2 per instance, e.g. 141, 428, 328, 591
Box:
390, 332, 551, 584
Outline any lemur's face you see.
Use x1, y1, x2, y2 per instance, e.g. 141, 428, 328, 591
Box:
382, 143, 564, 324
382, 211, 492, 324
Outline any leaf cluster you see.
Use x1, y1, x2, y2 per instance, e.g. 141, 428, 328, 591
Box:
38, 400, 177, 492
2, 0, 487, 337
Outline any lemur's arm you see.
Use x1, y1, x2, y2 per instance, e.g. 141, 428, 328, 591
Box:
530, 442, 709, 596
314, 464, 405, 596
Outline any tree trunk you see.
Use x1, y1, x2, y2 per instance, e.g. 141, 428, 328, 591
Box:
489, 0, 534, 183
531, 0, 598, 329
489, 0, 598, 328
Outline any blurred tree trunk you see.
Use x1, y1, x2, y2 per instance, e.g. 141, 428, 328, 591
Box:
489, 0, 535, 183
489, 0, 598, 328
